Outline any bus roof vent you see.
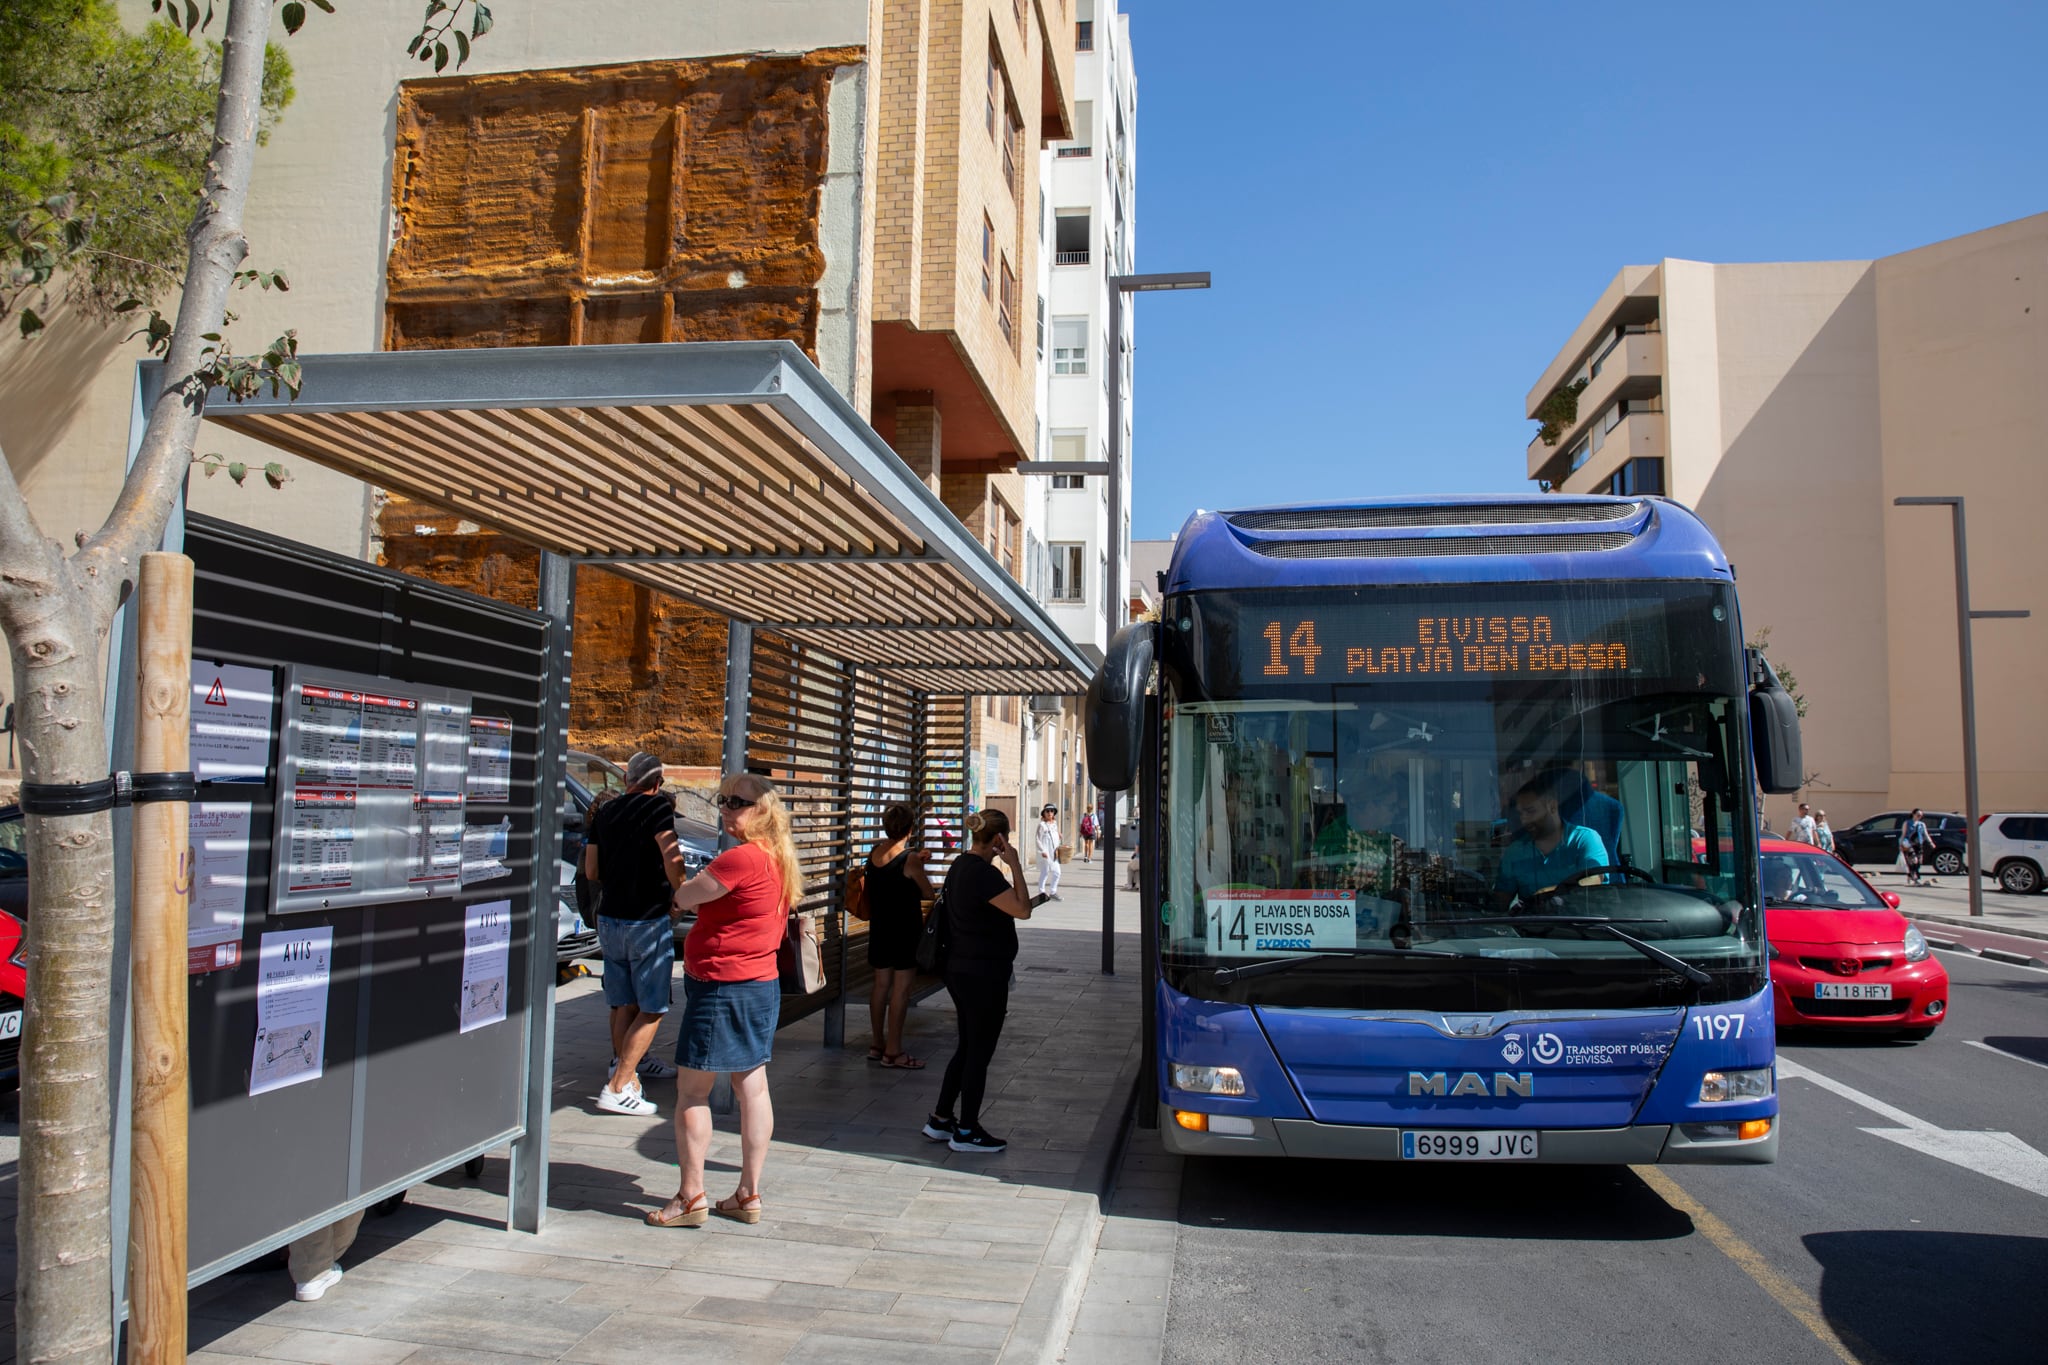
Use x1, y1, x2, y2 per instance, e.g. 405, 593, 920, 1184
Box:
1228, 501, 1641, 532
1252, 531, 1635, 559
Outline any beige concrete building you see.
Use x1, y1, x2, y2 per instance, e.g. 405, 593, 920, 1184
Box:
1526, 212, 2047, 827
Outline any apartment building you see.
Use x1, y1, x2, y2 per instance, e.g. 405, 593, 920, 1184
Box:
0, 0, 1088, 776
1525, 213, 2047, 825
1015, 0, 1137, 831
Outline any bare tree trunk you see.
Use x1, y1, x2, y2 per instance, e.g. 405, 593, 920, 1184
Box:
0, 2, 273, 1359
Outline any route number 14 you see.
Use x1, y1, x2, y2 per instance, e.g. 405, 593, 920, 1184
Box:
1262, 621, 1324, 677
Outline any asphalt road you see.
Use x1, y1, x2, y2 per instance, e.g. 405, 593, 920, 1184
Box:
1159, 950, 2048, 1365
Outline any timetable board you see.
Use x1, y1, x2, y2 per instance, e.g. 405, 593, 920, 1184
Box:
269, 665, 474, 913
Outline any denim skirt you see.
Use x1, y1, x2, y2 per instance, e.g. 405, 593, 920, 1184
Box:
675, 974, 780, 1073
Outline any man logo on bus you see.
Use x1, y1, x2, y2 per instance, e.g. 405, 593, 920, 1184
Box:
1500, 1035, 1524, 1065
1532, 1032, 1564, 1065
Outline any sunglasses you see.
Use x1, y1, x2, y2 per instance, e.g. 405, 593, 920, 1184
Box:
715, 794, 757, 811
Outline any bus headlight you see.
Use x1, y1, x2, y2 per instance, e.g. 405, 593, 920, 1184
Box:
1902, 925, 1930, 963
1170, 1064, 1246, 1096
1699, 1068, 1774, 1103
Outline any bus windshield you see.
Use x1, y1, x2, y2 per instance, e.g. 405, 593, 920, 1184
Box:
1157, 580, 1764, 1010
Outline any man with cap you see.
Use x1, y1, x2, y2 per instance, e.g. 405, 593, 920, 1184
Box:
585, 752, 683, 1114
1035, 804, 1064, 901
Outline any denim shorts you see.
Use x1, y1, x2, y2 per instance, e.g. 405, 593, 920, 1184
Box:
597, 915, 674, 1014
675, 974, 779, 1073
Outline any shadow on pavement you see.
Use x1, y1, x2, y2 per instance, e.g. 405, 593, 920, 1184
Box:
1174, 1155, 1695, 1242
1806, 1229, 2048, 1365
1978, 1035, 2048, 1067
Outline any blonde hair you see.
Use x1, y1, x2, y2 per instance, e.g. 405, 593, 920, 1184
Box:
963, 807, 1011, 847
723, 773, 806, 907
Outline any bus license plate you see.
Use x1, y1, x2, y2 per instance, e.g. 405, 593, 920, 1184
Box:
0, 1011, 18, 1039
1815, 983, 1892, 1000
1402, 1130, 1538, 1161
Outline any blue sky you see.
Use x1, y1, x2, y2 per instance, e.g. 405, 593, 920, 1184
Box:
1116, 1, 2048, 538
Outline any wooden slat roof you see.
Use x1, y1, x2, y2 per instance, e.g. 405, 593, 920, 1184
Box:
168, 341, 1092, 696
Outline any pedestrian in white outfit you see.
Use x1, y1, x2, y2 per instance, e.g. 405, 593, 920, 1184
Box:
1035, 805, 1062, 899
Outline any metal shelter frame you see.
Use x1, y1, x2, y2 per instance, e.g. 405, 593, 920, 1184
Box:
108, 341, 1093, 1299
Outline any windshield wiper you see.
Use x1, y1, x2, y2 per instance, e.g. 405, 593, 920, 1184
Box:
1407, 916, 1715, 988
1211, 945, 1461, 986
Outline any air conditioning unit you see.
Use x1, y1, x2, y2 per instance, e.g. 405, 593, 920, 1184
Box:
1028, 694, 1065, 716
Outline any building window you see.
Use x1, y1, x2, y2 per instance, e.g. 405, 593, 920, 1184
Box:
986, 34, 999, 139
1567, 437, 1590, 473
1052, 317, 1087, 374
998, 253, 1018, 347
981, 214, 994, 300
1077, 0, 1095, 50
1003, 104, 1023, 197
1051, 430, 1087, 489
1036, 295, 1046, 357
1059, 100, 1093, 158
1607, 458, 1664, 496
1054, 210, 1089, 266
1049, 543, 1086, 602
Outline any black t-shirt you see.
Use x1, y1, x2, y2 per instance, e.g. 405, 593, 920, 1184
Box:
590, 790, 676, 921
942, 852, 1018, 976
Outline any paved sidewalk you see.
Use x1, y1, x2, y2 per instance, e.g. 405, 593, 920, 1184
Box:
0, 861, 1143, 1365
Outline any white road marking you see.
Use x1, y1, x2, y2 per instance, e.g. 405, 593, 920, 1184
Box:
1965, 1038, 2048, 1075
1933, 945, 2048, 972
1777, 1055, 2048, 1199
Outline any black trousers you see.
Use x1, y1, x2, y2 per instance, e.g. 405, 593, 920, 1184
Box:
936, 969, 1011, 1128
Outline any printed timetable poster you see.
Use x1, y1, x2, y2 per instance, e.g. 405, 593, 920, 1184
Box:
250, 926, 332, 1096
271, 667, 474, 913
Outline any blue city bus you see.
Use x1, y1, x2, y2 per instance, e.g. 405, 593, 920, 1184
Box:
1086, 496, 1803, 1164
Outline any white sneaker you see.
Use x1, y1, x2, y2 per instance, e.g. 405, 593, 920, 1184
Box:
597, 1085, 657, 1116
294, 1264, 344, 1302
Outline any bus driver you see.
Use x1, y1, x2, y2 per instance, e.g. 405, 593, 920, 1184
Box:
1495, 775, 1610, 898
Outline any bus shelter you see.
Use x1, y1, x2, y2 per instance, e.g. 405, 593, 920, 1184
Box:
114, 340, 1092, 1305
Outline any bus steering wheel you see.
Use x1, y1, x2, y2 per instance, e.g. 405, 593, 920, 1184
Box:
1571, 863, 1658, 887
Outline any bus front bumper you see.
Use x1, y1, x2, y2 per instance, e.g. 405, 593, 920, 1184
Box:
1158, 1105, 1777, 1164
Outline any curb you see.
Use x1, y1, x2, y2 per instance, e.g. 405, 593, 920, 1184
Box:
1004, 1044, 1143, 1365
1903, 909, 2048, 945
1979, 947, 2045, 968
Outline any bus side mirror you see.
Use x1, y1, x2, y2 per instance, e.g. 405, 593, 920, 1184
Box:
1085, 623, 1155, 791
1749, 653, 1803, 795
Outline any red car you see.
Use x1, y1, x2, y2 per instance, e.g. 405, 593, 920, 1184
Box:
0, 907, 23, 1088
1763, 838, 1948, 1040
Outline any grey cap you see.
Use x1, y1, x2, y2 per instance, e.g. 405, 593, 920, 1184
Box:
623, 752, 665, 789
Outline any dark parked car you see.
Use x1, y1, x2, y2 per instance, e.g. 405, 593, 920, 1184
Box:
561, 752, 717, 943
1832, 811, 1968, 877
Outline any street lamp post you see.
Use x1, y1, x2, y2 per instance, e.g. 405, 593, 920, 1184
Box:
1894, 496, 2030, 918
1102, 271, 1209, 976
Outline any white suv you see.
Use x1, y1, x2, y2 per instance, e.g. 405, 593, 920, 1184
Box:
1979, 814, 2048, 894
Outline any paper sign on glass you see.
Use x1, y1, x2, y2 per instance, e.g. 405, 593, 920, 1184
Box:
460, 900, 512, 1033
250, 926, 333, 1095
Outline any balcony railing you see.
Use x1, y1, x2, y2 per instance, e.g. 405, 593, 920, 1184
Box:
1076, 20, 1094, 50
1056, 145, 1092, 158
1055, 249, 1090, 266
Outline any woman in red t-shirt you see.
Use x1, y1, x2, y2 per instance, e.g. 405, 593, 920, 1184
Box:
645, 773, 805, 1228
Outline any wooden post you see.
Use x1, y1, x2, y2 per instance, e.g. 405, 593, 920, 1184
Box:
126, 552, 193, 1363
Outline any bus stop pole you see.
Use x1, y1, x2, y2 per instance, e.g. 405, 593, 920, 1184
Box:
510, 552, 576, 1232
126, 552, 194, 1363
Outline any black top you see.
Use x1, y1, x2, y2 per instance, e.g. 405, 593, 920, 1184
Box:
590, 790, 676, 921
866, 847, 922, 921
942, 852, 1018, 976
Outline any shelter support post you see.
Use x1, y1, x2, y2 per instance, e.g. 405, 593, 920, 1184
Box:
711, 621, 754, 1115
126, 552, 195, 1363
823, 662, 858, 1050
511, 552, 576, 1233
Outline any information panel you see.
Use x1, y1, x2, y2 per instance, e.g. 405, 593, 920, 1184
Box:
269, 666, 474, 913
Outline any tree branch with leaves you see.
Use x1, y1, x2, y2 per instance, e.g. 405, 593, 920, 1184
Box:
0, 3, 492, 1358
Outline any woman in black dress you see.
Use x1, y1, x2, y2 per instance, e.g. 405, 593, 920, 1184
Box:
922, 808, 1033, 1153
865, 802, 936, 1068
